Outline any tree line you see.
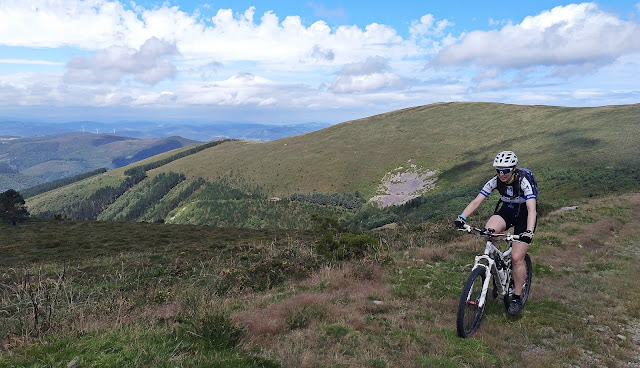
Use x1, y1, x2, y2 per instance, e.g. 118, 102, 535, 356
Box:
21, 168, 108, 199
98, 172, 186, 222
124, 139, 231, 176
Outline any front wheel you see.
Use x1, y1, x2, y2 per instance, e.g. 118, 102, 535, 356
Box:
456, 266, 487, 338
503, 253, 533, 311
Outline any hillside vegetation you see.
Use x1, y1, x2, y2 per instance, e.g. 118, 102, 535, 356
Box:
150, 102, 640, 197
25, 102, 640, 229
2, 194, 640, 366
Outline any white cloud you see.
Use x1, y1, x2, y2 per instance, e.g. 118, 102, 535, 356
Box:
329, 56, 406, 93
475, 78, 505, 91
176, 73, 289, 106
488, 18, 510, 27
473, 68, 505, 91
330, 72, 404, 93
306, 44, 335, 62
340, 56, 389, 76
410, 14, 453, 38
436, 3, 640, 72
0, 1, 637, 122
64, 37, 179, 85
0, 1, 411, 67
0, 0, 144, 48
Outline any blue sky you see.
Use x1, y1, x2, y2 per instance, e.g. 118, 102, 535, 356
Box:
1, 1, 639, 125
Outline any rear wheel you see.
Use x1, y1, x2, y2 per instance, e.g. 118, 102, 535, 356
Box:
503, 253, 533, 311
456, 266, 487, 338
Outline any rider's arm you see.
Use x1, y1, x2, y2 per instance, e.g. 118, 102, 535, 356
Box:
461, 193, 486, 219
525, 198, 537, 232
520, 176, 537, 232
461, 177, 496, 219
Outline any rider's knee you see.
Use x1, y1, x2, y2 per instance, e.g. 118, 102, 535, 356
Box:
512, 255, 526, 266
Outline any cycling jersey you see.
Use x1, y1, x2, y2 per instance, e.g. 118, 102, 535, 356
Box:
479, 169, 537, 204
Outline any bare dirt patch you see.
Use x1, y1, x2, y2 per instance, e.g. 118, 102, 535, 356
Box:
369, 164, 438, 208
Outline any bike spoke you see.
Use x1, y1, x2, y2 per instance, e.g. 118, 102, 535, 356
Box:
457, 267, 486, 338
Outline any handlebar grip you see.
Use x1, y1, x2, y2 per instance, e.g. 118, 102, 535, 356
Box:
457, 224, 473, 233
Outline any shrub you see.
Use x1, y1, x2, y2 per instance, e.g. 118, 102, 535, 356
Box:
182, 312, 246, 349
312, 214, 381, 261
216, 248, 319, 294
289, 191, 365, 209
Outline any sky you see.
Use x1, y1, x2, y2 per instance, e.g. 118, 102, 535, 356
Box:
1, 1, 639, 125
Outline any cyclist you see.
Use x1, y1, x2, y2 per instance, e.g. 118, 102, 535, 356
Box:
454, 150, 537, 315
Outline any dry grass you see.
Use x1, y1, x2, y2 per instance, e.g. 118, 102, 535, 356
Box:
224, 194, 640, 367
233, 263, 396, 366
3, 193, 640, 367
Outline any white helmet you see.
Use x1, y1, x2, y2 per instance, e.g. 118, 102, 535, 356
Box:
493, 151, 518, 168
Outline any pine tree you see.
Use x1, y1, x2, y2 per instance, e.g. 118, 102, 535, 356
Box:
0, 189, 30, 225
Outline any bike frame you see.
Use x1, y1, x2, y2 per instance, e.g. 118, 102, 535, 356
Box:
463, 225, 518, 308
470, 241, 511, 308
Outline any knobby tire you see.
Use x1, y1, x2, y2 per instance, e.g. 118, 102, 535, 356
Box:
456, 266, 487, 338
503, 253, 533, 312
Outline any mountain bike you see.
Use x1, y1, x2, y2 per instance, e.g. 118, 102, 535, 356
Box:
456, 224, 532, 338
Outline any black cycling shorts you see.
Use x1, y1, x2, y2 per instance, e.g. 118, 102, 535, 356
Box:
494, 202, 536, 235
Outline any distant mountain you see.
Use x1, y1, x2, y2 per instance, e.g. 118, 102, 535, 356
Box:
0, 120, 331, 141
0, 132, 199, 192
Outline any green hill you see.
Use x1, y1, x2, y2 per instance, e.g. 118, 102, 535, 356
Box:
144, 102, 639, 196
25, 102, 640, 228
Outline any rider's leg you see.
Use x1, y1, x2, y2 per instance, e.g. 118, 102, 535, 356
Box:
485, 215, 507, 233
511, 240, 530, 295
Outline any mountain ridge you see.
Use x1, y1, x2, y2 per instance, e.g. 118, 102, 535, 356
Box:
0, 120, 331, 141
0, 132, 199, 192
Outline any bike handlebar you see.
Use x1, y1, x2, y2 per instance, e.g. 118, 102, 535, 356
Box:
458, 224, 521, 241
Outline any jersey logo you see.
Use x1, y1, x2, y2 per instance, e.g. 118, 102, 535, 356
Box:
506, 186, 513, 196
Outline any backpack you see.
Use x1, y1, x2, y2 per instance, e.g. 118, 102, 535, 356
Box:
518, 167, 538, 198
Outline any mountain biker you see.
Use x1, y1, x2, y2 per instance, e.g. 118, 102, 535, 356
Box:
454, 150, 537, 316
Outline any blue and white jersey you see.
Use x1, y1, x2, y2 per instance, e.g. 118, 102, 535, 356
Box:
480, 172, 536, 204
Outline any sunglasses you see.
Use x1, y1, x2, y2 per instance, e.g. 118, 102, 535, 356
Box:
496, 168, 513, 175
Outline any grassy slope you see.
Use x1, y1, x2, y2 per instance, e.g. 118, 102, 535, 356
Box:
150, 102, 640, 197
25, 173, 125, 216
24, 102, 640, 224
2, 193, 640, 366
